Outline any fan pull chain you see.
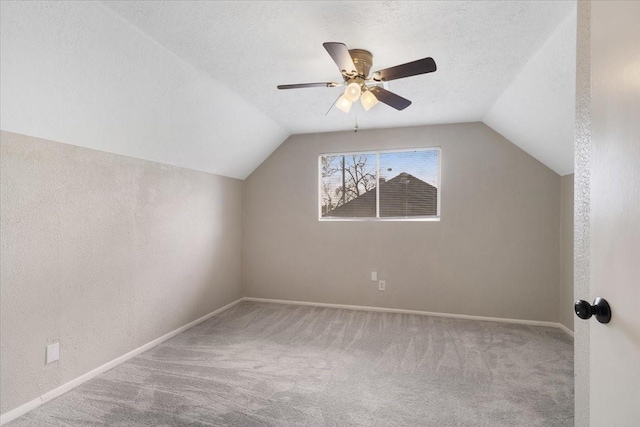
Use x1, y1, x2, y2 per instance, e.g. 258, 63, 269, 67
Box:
354, 113, 359, 133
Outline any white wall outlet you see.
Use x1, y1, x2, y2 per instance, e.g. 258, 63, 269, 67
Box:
371, 271, 378, 281
46, 342, 60, 364
378, 280, 386, 291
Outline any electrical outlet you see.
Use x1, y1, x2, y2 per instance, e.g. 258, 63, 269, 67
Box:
378, 280, 386, 291
46, 342, 59, 364
371, 271, 378, 281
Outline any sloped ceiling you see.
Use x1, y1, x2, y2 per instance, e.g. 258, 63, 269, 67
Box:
1, 1, 577, 178
485, 10, 576, 176
0, 1, 287, 179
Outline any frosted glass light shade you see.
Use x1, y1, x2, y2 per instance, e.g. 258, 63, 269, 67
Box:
336, 95, 352, 113
343, 82, 362, 102
360, 90, 379, 111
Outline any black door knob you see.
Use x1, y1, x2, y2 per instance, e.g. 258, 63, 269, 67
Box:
574, 297, 612, 324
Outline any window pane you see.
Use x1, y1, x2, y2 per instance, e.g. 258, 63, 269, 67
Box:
378, 150, 439, 217
320, 153, 377, 218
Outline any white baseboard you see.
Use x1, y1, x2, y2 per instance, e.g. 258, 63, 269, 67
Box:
0, 298, 243, 426
556, 322, 575, 338
242, 297, 575, 336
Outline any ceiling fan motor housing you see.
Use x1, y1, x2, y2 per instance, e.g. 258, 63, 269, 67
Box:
348, 49, 373, 79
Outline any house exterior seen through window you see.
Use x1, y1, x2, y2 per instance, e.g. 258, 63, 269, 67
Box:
319, 148, 440, 220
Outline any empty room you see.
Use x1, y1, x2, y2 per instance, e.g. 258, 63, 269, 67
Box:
1, 1, 638, 426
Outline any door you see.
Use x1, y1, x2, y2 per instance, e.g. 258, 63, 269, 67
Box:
589, 1, 640, 425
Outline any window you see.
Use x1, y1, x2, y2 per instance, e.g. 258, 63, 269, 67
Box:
319, 148, 440, 221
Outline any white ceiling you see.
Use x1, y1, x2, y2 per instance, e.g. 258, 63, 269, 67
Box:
1, 1, 577, 178
485, 10, 576, 176
102, 1, 575, 130
0, 1, 287, 180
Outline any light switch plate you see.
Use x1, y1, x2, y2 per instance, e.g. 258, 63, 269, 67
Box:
46, 342, 59, 364
371, 271, 378, 281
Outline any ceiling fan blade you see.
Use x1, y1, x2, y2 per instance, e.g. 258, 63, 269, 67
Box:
368, 87, 412, 110
323, 42, 357, 75
277, 82, 338, 90
372, 57, 436, 82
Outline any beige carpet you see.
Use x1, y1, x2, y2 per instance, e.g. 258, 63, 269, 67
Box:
9, 302, 574, 426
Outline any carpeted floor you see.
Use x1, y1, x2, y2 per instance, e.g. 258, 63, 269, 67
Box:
9, 302, 574, 426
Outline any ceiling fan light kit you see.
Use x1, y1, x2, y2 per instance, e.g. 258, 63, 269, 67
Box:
344, 82, 362, 102
336, 95, 352, 113
277, 42, 436, 114
360, 89, 379, 111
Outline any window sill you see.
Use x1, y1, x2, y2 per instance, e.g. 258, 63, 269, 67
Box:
318, 217, 440, 222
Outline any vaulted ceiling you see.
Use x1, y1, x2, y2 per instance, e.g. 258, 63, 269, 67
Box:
1, 1, 576, 178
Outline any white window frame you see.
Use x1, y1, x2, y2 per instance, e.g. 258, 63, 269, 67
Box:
318, 147, 441, 222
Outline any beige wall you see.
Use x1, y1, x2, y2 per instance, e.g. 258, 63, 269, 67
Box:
559, 174, 575, 331
0, 131, 243, 414
243, 122, 562, 322
1, 123, 574, 416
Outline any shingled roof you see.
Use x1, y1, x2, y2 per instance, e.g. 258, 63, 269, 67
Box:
325, 172, 437, 218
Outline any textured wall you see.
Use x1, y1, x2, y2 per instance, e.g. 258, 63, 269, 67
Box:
574, 1, 591, 425
244, 123, 562, 322
559, 174, 575, 331
0, 131, 243, 414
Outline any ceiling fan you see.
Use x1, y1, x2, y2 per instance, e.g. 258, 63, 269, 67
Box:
277, 42, 437, 113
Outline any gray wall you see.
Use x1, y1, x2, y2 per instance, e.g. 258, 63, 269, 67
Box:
1, 122, 573, 416
559, 174, 575, 331
243, 122, 562, 322
0, 131, 243, 414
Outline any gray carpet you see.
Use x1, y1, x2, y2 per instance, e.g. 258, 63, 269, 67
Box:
10, 302, 574, 426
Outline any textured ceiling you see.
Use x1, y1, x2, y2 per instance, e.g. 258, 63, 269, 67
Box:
102, 1, 575, 133
485, 10, 577, 176
0, 1, 287, 179
1, 1, 577, 178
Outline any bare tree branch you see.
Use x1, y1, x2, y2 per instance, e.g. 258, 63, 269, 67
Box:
321, 154, 377, 215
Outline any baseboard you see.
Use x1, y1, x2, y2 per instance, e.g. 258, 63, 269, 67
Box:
556, 322, 575, 338
242, 297, 575, 335
0, 298, 243, 426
